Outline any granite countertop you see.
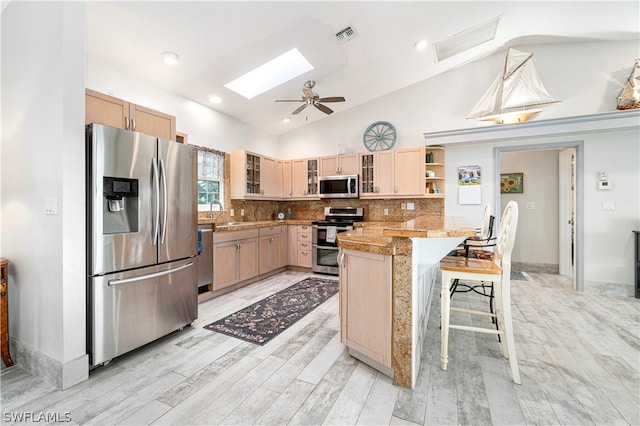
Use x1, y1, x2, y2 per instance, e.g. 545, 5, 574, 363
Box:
338, 216, 475, 254
198, 219, 313, 231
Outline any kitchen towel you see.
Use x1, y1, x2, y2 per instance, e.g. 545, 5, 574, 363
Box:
326, 226, 337, 244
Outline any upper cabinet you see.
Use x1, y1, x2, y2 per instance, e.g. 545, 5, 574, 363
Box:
394, 147, 426, 197
319, 153, 359, 177
85, 89, 176, 141
230, 151, 282, 200
360, 147, 438, 198
360, 151, 394, 197
290, 158, 319, 199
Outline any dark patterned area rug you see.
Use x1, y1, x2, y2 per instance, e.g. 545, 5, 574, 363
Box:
204, 276, 339, 345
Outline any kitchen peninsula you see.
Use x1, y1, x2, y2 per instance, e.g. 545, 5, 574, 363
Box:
337, 216, 475, 389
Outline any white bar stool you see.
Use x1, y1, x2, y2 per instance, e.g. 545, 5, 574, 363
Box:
439, 201, 521, 384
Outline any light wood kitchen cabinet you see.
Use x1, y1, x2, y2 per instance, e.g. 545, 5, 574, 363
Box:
261, 157, 282, 198
394, 147, 426, 197
230, 151, 282, 200
339, 248, 392, 370
287, 225, 312, 268
359, 150, 394, 197
259, 226, 287, 274
85, 89, 176, 140
282, 160, 293, 198
319, 153, 359, 177
291, 158, 319, 199
424, 146, 445, 198
360, 148, 428, 198
213, 229, 258, 290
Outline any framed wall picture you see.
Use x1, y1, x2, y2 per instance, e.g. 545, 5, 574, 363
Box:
500, 172, 524, 194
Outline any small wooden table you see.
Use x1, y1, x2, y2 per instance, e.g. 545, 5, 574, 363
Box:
1, 258, 14, 367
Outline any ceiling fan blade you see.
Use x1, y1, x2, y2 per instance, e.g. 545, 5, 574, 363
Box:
314, 103, 333, 115
316, 96, 345, 103
292, 103, 309, 115
275, 99, 304, 102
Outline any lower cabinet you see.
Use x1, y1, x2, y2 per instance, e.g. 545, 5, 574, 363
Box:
259, 226, 287, 274
213, 229, 258, 290
339, 248, 392, 370
287, 225, 312, 268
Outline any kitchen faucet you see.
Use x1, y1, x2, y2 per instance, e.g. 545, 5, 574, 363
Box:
209, 200, 223, 218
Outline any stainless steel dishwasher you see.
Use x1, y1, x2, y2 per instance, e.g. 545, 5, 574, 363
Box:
197, 228, 213, 293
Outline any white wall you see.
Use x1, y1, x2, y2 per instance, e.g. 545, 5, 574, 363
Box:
1, 1, 87, 384
277, 40, 638, 159
86, 62, 279, 156
500, 150, 560, 266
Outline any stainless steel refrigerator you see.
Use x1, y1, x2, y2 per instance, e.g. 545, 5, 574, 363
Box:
86, 123, 197, 367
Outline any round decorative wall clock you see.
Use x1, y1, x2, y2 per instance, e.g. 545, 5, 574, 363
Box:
362, 121, 397, 151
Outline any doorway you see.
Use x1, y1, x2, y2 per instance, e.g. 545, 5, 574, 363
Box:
495, 141, 583, 291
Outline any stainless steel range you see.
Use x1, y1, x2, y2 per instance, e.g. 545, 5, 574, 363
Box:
312, 207, 364, 275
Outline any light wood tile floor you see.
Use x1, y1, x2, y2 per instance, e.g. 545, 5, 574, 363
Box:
2, 270, 639, 425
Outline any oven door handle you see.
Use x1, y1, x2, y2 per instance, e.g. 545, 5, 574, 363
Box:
314, 244, 340, 249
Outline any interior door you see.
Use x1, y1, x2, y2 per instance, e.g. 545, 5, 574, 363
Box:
158, 138, 197, 264
558, 148, 576, 281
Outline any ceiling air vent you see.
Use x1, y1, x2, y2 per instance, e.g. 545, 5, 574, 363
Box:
334, 26, 357, 45
433, 16, 501, 62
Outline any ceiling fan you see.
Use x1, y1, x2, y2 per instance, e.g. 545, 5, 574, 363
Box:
275, 80, 345, 115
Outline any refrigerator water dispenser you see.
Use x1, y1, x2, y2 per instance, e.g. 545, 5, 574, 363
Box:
103, 176, 139, 234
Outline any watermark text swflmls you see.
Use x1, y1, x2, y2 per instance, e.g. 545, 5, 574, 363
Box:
3, 411, 72, 423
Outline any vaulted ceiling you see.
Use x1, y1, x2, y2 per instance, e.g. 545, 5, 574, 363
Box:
85, 1, 640, 135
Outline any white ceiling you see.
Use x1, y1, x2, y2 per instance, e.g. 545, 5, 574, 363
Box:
85, 1, 639, 136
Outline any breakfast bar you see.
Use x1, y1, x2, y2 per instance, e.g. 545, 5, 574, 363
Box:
336, 216, 475, 389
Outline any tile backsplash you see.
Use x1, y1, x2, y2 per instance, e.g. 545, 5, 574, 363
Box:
197, 197, 444, 223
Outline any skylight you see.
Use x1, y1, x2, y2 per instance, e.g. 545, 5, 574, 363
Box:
224, 48, 314, 99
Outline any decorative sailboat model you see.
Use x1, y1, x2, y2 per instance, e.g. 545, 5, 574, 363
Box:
467, 48, 559, 124
616, 59, 640, 110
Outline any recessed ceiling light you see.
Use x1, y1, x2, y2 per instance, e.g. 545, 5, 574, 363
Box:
224, 48, 314, 99
414, 38, 428, 51
208, 95, 222, 104
282, 117, 291, 123
162, 51, 179, 66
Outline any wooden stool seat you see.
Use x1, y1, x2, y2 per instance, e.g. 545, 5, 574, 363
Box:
440, 256, 501, 275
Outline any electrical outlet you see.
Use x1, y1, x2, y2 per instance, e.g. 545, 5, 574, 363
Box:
406, 202, 415, 211
526, 202, 536, 210
383, 208, 389, 215
230, 209, 234, 217
241, 209, 245, 216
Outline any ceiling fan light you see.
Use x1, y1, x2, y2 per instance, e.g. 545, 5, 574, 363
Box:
162, 51, 179, 66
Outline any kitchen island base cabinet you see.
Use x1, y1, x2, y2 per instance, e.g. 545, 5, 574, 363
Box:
339, 248, 392, 374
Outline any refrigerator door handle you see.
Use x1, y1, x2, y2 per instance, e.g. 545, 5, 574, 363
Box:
152, 158, 160, 246
107, 262, 194, 286
159, 158, 168, 245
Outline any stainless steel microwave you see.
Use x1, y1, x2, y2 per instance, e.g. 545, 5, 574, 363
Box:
318, 174, 359, 198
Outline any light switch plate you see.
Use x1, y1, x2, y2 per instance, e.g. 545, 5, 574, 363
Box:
526, 202, 536, 210
602, 201, 615, 211
45, 197, 58, 215
406, 202, 415, 211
